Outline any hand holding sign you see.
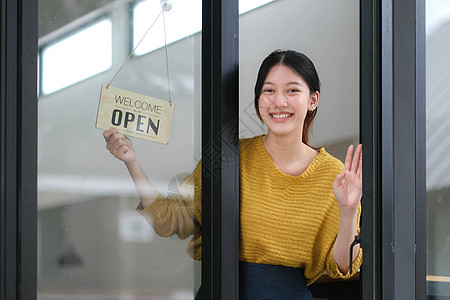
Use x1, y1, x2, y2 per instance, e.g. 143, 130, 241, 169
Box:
103, 128, 136, 164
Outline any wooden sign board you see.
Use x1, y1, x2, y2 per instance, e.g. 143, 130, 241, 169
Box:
96, 85, 174, 144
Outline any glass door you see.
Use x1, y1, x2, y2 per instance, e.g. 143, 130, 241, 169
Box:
239, 0, 361, 298
426, 1, 450, 299
37, 0, 202, 299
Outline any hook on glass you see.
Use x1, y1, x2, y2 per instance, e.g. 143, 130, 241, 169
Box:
160, 0, 172, 11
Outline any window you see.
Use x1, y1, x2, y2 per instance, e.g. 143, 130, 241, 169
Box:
40, 19, 112, 95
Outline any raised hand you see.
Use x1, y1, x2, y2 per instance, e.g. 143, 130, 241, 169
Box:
332, 144, 362, 213
103, 128, 136, 164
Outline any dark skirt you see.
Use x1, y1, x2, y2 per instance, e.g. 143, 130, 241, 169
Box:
195, 261, 312, 300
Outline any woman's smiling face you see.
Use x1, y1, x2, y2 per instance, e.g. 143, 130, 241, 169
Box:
258, 64, 319, 138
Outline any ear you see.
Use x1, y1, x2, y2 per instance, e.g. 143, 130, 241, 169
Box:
309, 91, 319, 111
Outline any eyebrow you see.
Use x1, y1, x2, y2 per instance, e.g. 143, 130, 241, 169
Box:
263, 81, 305, 86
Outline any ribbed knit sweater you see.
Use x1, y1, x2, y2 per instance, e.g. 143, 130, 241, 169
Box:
137, 135, 362, 284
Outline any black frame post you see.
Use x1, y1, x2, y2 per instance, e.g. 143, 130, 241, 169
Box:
360, 0, 381, 299
0, 0, 38, 300
361, 0, 426, 299
380, 0, 395, 298
378, 0, 426, 299
201, 0, 239, 299
414, 0, 427, 297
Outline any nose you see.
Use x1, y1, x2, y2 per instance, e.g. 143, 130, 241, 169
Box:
272, 93, 288, 107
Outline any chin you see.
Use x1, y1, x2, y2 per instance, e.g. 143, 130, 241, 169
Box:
267, 128, 299, 137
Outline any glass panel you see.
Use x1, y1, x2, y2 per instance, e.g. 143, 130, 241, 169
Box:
37, 0, 202, 299
239, 0, 360, 298
426, 1, 450, 298
41, 19, 112, 95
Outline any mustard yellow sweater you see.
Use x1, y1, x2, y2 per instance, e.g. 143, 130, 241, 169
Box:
137, 135, 362, 285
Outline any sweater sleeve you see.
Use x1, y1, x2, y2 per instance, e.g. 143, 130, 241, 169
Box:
325, 202, 363, 279
135, 161, 202, 241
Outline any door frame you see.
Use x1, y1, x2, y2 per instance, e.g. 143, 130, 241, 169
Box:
0, 0, 426, 299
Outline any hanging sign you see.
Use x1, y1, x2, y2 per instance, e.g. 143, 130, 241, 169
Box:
96, 3, 174, 144
95, 85, 174, 144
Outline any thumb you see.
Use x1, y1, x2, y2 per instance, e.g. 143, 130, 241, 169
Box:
333, 172, 346, 188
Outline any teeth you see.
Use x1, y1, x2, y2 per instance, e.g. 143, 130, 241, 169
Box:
272, 113, 291, 119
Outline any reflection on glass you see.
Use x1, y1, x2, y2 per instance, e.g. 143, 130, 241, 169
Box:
38, 0, 201, 299
133, 0, 275, 56
41, 19, 112, 95
133, 0, 202, 56
426, 1, 450, 298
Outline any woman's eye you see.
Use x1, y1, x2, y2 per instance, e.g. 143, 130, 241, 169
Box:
288, 89, 300, 93
263, 88, 274, 93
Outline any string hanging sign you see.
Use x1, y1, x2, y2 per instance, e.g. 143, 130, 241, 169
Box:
96, 0, 174, 144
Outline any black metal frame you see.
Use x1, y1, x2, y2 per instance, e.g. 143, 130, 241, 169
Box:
360, 0, 426, 299
201, 0, 239, 299
0, 0, 38, 300
360, 0, 381, 299
415, 0, 427, 297
384, 0, 426, 298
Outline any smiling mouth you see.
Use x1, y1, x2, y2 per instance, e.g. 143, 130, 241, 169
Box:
270, 113, 293, 119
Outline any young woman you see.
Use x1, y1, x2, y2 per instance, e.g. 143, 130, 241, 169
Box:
104, 50, 362, 299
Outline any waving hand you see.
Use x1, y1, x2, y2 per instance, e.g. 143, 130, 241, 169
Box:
332, 144, 362, 213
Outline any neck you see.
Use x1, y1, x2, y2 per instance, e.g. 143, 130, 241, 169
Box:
263, 131, 310, 163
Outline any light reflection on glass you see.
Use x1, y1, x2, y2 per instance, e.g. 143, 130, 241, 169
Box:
132, 0, 275, 56
41, 19, 112, 95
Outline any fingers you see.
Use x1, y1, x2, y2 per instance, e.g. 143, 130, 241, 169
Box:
103, 127, 119, 143
103, 128, 131, 154
356, 147, 363, 179
343, 145, 354, 172
109, 138, 128, 155
104, 128, 124, 144
333, 172, 346, 188
343, 144, 363, 174
351, 144, 362, 173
